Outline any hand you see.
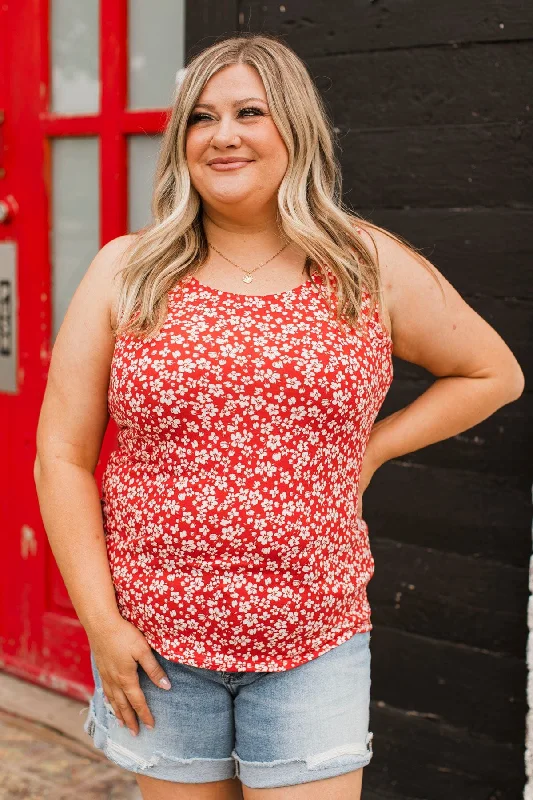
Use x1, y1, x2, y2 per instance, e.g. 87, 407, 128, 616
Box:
87, 615, 171, 737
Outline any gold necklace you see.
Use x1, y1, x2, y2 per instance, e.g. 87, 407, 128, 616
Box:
207, 240, 291, 283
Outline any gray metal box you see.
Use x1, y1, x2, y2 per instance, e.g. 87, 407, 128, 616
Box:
0, 241, 17, 394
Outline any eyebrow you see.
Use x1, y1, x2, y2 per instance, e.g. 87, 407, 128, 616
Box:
192, 97, 267, 110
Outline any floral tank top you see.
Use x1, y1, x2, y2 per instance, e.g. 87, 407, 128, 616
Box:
101, 263, 394, 672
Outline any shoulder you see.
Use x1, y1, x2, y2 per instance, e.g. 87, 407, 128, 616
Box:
94, 233, 138, 279
350, 219, 396, 288
352, 222, 518, 386
351, 219, 440, 306
85, 234, 137, 295
37, 235, 138, 470
45, 235, 139, 421
349, 220, 451, 343
54, 234, 138, 338
349, 220, 394, 339
89, 234, 139, 330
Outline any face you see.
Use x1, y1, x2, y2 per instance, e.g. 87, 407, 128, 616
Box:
185, 63, 289, 215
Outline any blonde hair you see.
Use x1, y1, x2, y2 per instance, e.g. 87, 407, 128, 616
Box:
113, 32, 440, 339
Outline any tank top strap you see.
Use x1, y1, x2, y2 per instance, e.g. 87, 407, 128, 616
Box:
309, 263, 338, 298
309, 262, 390, 345
310, 263, 372, 319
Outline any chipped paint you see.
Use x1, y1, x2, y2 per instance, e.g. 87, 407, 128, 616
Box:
20, 525, 37, 559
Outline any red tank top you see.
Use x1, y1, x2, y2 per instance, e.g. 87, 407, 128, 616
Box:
102, 265, 393, 671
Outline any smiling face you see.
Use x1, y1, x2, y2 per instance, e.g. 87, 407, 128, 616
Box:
185, 63, 289, 215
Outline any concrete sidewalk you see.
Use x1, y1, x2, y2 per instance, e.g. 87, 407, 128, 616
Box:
0, 670, 140, 799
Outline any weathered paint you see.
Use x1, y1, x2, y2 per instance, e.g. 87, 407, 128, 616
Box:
0, 0, 166, 700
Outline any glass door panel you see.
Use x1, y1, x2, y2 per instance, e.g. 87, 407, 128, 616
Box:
50, 0, 100, 114
128, 0, 186, 109
127, 134, 163, 232
50, 138, 100, 341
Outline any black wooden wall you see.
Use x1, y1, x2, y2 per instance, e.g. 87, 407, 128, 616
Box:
186, 4, 533, 798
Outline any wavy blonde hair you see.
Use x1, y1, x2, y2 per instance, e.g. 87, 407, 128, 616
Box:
113, 32, 440, 339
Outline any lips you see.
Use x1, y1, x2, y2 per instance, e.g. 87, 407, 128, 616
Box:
208, 159, 253, 171
208, 158, 253, 165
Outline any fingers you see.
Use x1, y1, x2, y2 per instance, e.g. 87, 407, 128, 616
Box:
101, 674, 155, 736
124, 683, 156, 733
137, 650, 172, 692
90, 632, 171, 738
112, 685, 143, 736
101, 682, 126, 728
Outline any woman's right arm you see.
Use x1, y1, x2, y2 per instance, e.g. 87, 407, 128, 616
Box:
34, 235, 171, 736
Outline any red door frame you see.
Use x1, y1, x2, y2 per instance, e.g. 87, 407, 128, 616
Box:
0, 0, 169, 700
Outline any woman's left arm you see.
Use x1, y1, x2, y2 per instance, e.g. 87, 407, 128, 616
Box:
359, 227, 525, 499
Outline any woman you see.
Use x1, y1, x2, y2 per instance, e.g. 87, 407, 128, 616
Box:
34, 33, 524, 800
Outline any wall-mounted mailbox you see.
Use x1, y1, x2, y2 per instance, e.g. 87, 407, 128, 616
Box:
0, 241, 17, 393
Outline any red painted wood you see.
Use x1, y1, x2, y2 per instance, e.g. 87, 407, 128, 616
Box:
0, 0, 11, 681
0, 0, 50, 689
42, 117, 102, 136
0, 0, 170, 699
122, 109, 170, 133
101, 0, 128, 242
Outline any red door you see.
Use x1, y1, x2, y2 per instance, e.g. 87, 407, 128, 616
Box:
0, 0, 185, 700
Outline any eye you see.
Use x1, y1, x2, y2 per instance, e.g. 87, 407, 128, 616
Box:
188, 112, 210, 124
188, 107, 265, 125
238, 106, 264, 117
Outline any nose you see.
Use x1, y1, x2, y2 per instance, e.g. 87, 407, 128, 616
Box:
209, 115, 242, 148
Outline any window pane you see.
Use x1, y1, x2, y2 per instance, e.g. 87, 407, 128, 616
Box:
128, 135, 162, 233
128, 0, 185, 110
50, 0, 100, 114
51, 138, 100, 341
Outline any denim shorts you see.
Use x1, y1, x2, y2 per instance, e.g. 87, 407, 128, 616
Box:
83, 630, 373, 789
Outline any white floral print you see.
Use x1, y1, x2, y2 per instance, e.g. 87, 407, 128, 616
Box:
101, 266, 393, 671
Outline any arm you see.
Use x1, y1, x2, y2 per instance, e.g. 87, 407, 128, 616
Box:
357, 227, 525, 506
34, 234, 170, 735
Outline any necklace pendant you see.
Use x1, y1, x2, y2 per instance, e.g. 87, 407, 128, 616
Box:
242, 273, 253, 284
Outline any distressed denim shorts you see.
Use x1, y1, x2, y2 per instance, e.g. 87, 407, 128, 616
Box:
83, 630, 373, 789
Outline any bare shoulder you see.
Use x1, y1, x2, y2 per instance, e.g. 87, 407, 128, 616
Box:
92, 233, 138, 330
37, 234, 139, 470
52, 232, 137, 351
355, 221, 445, 353
350, 222, 394, 338
58, 233, 138, 332
353, 222, 523, 391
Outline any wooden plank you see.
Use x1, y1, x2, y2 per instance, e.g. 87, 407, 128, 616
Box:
370, 538, 527, 618
186, 0, 239, 60
41, 613, 92, 700
464, 295, 532, 343
356, 208, 533, 299
380, 295, 532, 472
365, 701, 524, 799
308, 42, 533, 128
369, 537, 528, 657
363, 792, 415, 800
241, 0, 533, 52
369, 625, 527, 743
378, 381, 532, 479
340, 122, 533, 208
363, 792, 418, 800
363, 462, 531, 567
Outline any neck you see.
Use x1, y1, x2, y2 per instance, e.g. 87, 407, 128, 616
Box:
201, 208, 289, 258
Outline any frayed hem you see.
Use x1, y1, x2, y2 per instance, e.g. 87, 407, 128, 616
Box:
83, 702, 236, 781
232, 733, 373, 789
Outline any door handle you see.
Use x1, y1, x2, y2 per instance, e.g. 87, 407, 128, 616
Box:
0, 195, 18, 224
